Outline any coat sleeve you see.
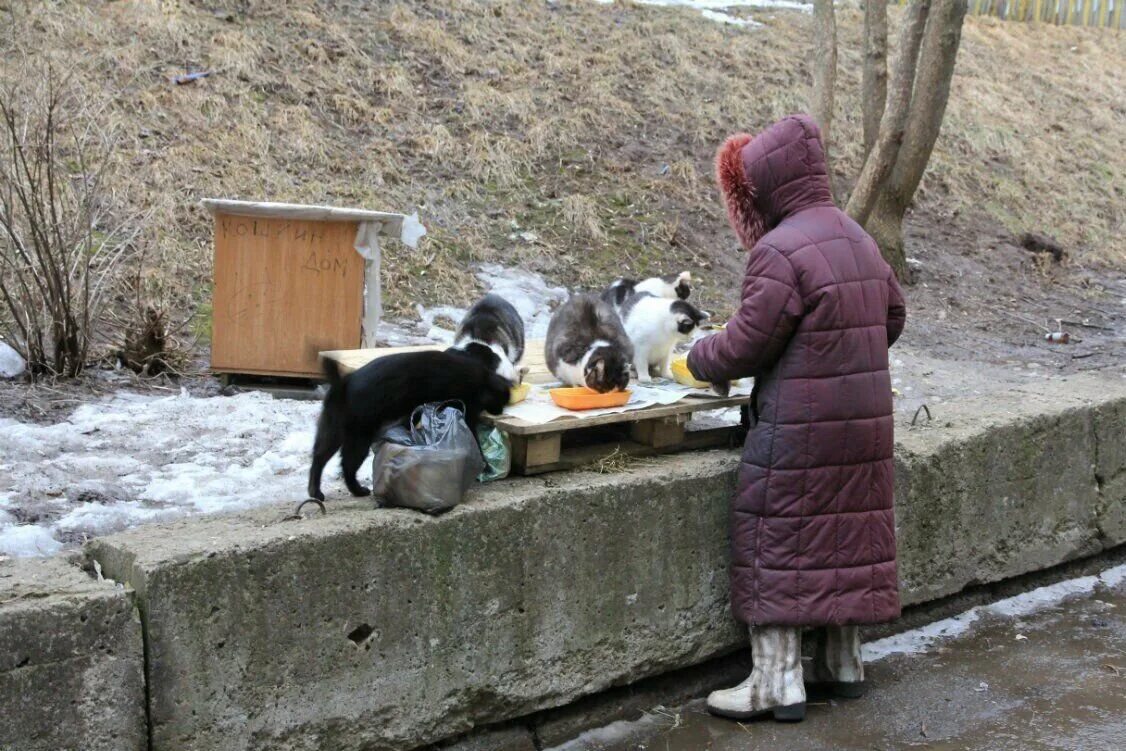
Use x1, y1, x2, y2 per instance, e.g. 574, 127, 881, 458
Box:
687, 244, 803, 383
886, 269, 906, 348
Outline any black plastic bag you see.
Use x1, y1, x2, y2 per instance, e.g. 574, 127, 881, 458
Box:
371, 402, 484, 514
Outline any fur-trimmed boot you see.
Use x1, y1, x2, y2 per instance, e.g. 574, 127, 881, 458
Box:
808, 625, 866, 699
706, 626, 806, 722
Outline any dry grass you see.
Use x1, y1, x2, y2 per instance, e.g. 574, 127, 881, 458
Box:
0, 1, 1121, 335
582, 447, 656, 474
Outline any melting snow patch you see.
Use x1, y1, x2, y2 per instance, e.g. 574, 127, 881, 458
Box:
546, 715, 664, 751
591, 0, 809, 26
411, 264, 569, 344
863, 563, 1126, 662
0, 341, 25, 379
0, 389, 356, 555
0, 524, 63, 558
375, 264, 569, 346
475, 263, 569, 338
0, 263, 568, 555
700, 8, 763, 25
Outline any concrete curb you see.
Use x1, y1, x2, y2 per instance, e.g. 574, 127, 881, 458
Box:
0, 556, 146, 751
9, 372, 1123, 751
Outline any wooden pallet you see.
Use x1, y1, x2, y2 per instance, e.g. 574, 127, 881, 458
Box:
321, 341, 747, 475
494, 395, 746, 474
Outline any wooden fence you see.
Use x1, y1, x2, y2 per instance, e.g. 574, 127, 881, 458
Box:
896, 0, 1124, 28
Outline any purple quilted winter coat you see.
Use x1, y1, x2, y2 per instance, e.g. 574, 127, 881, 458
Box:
688, 115, 906, 627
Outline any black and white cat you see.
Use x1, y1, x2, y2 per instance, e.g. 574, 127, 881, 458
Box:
545, 294, 633, 393
450, 293, 526, 385
602, 271, 691, 315
619, 293, 709, 382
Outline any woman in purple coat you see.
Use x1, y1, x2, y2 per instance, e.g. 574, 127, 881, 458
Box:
688, 115, 906, 722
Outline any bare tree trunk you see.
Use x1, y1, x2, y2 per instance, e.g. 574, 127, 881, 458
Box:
861, 0, 889, 159
811, 0, 837, 178
863, 0, 968, 278
845, 0, 931, 229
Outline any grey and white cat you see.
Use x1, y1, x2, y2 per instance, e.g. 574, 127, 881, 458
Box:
545, 294, 633, 393
619, 293, 709, 382
602, 271, 691, 315
451, 293, 525, 384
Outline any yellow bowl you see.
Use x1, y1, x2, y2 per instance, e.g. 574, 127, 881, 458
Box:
549, 387, 631, 410
509, 382, 531, 405
671, 356, 708, 388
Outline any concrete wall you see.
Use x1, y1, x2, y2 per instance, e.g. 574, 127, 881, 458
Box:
0, 556, 146, 751
76, 373, 1126, 751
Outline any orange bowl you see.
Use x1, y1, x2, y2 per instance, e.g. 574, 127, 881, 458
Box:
549, 387, 631, 410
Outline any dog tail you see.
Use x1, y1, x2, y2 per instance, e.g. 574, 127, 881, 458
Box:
321, 356, 345, 389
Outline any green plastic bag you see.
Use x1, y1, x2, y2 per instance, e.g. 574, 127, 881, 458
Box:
475, 424, 511, 482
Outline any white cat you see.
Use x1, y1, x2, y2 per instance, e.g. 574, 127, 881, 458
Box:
602, 271, 691, 316
620, 293, 709, 382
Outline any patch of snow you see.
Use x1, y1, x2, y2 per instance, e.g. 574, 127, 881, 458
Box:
1101, 563, 1126, 589
863, 563, 1126, 662
0, 341, 25, 379
54, 502, 181, 539
0, 389, 371, 555
412, 263, 570, 344
861, 610, 980, 663
590, 0, 809, 26
374, 264, 569, 347
374, 319, 440, 347
475, 263, 570, 338
700, 8, 763, 25
546, 715, 663, 751
0, 263, 571, 554
417, 304, 466, 344
0, 524, 63, 558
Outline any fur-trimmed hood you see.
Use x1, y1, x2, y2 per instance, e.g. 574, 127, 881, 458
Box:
715, 114, 834, 250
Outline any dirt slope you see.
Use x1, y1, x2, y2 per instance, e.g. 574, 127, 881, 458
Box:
1, 1, 1123, 358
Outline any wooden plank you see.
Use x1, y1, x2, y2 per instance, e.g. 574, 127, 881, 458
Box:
510, 433, 562, 474
201, 198, 406, 229
483, 394, 746, 436
212, 366, 324, 380
323, 338, 555, 384
512, 427, 737, 476
212, 215, 364, 377
630, 415, 688, 448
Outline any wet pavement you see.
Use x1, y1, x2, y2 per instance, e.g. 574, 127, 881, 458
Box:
562, 577, 1126, 751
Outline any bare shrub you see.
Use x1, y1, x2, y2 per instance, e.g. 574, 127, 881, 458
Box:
0, 67, 138, 378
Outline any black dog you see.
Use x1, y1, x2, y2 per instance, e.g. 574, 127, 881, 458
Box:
306, 351, 510, 502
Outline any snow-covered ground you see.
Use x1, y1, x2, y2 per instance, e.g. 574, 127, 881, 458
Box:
0, 264, 570, 558
0, 390, 324, 557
